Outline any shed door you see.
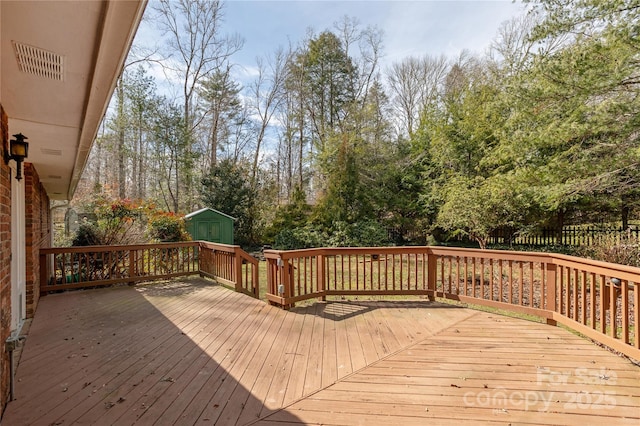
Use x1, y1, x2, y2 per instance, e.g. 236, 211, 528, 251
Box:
198, 221, 221, 242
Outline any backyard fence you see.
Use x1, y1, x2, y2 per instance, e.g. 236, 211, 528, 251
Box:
489, 225, 640, 246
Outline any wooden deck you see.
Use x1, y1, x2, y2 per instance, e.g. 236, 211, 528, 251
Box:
2, 278, 639, 425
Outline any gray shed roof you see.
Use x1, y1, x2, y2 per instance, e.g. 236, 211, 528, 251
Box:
184, 207, 237, 221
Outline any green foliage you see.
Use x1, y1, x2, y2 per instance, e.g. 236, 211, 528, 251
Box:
314, 134, 372, 225
89, 198, 146, 245
273, 220, 390, 250
201, 159, 258, 246
264, 186, 312, 242
274, 226, 323, 250
70, 196, 190, 246
341, 220, 389, 247
81, 3, 640, 250
292, 31, 357, 148
147, 211, 190, 242
575, 233, 640, 267
406, 1, 640, 245
71, 222, 102, 247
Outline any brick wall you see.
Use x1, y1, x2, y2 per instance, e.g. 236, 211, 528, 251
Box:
0, 107, 52, 416
0, 104, 11, 414
25, 163, 50, 318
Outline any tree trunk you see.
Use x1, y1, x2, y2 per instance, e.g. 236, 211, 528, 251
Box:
556, 210, 565, 245
116, 80, 126, 198
622, 205, 630, 230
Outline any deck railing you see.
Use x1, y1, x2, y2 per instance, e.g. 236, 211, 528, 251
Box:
39, 241, 259, 298
39, 243, 638, 359
198, 242, 259, 297
265, 246, 640, 360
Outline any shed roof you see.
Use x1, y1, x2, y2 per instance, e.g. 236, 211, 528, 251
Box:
185, 207, 236, 221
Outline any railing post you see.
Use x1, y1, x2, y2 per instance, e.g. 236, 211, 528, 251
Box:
281, 256, 291, 308
427, 250, 437, 301
317, 253, 326, 301
234, 248, 243, 293
545, 261, 557, 325
39, 252, 48, 294
252, 260, 259, 298
128, 249, 136, 285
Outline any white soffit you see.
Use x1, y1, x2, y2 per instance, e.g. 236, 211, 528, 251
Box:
1, 0, 147, 200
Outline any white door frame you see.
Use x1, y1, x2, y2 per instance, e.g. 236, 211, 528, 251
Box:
10, 165, 26, 335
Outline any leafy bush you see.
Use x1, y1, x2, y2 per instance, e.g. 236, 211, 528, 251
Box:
70, 196, 190, 246
343, 220, 389, 247
72, 222, 102, 246
273, 220, 390, 250
273, 229, 307, 250
147, 212, 190, 242
574, 233, 640, 267
90, 198, 146, 245
264, 186, 311, 243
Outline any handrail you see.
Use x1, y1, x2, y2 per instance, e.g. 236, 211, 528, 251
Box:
39, 241, 259, 298
40, 242, 201, 293
265, 246, 640, 361
39, 242, 639, 359
199, 241, 259, 297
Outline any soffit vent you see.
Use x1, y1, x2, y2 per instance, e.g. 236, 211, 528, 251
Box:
12, 41, 64, 81
41, 148, 63, 156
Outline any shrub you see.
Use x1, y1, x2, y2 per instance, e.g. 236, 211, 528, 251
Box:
273, 220, 391, 250
147, 212, 190, 242
70, 196, 190, 246
575, 233, 640, 267
72, 222, 101, 246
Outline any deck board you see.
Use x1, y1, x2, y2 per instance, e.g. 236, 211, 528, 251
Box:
2, 277, 638, 425
257, 311, 640, 426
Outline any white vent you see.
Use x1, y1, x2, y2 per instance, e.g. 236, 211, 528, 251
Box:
47, 175, 63, 180
12, 41, 64, 81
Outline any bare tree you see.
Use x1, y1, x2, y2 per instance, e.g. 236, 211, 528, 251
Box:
154, 0, 243, 210
249, 47, 291, 188
334, 16, 383, 108
154, 0, 243, 130
197, 64, 242, 169
386, 54, 449, 139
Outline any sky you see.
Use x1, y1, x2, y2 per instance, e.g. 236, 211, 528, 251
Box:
137, 0, 529, 87
222, 0, 529, 78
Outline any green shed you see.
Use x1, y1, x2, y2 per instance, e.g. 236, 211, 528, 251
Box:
185, 207, 235, 244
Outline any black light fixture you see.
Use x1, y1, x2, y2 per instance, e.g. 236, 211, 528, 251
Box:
4, 133, 29, 181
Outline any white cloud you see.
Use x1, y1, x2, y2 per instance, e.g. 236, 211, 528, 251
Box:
381, 1, 527, 63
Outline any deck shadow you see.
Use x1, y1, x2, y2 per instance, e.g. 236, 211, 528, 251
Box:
293, 299, 464, 321
2, 279, 303, 426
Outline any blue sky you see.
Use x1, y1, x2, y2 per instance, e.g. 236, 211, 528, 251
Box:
222, 0, 528, 74
137, 1, 529, 88
131, 1, 529, 164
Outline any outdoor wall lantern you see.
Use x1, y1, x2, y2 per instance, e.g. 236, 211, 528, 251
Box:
4, 133, 29, 181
